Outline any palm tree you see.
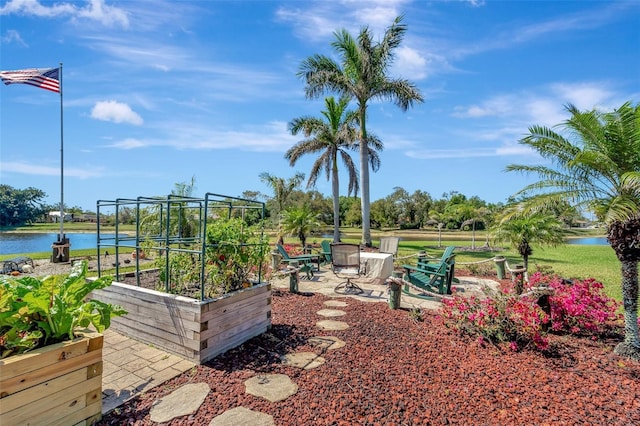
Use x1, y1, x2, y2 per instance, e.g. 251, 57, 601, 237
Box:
287, 96, 363, 243
298, 15, 423, 247
491, 208, 566, 294
285, 97, 381, 242
281, 207, 319, 248
259, 172, 305, 245
506, 101, 640, 359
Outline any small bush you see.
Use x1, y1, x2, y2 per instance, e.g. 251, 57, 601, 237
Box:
440, 273, 623, 352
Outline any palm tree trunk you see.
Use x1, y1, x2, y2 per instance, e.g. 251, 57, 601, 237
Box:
331, 159, 341, 242
359, 105, 372, 247
621, 259, 639, 348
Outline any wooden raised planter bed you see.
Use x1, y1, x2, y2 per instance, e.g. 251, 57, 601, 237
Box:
89, 280, 272, 364
0, 331, 103, 426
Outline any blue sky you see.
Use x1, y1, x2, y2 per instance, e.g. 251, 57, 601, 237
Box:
1, 0, 639, 212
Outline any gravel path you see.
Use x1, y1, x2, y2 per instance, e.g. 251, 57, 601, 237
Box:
30, 254, 154, 277
97, 286, 640, 425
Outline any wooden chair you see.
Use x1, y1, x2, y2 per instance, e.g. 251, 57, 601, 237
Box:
276, 244, 320, 279
415, 246, 455, 273
403, 252, 456, 296
330, 243, 364, 294
320, 240, 332, 265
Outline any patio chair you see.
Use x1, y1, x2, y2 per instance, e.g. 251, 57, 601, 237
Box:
379, 236, 400, 258
320, 240, 332, 264
276, 244, 320, 279
415, 246, 455, 273
403, 253, 456, 296
330, 243, 364, 294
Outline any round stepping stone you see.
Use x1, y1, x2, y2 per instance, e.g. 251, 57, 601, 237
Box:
316, 319, 349, 330
150, 382, 210, 423
308, 336, 346, 350
324, 300, 348, 307
280, 352, 326, 370
316, 308, 346, 317
244, 374, 298, 402
209, 407, 275, 426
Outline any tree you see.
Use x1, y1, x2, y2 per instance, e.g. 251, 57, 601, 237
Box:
281, 207, 319, 248
259, 172, 305, 244
0, 185, 47, 226
506, 101, 640, 359
287, 96, 361, 243
491, 207, 565, 294
298, 15, 423, 246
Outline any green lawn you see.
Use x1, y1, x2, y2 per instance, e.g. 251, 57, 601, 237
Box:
2, 226, 626, 302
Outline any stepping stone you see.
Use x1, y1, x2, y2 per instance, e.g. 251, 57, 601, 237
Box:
308, 336, 346, 351
316, 308, 346, 317
316, 319, 349, 330
324, 300, 348, 307
244, 374, 298, 402
149, 382, 210, 423
209, 407, 275, 426
280, 352, 325, 370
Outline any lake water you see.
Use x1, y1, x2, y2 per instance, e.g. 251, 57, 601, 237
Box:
566, 237, 608, 245
0, 232, 126, 255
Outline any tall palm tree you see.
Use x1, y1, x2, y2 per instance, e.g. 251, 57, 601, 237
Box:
298, 15, 423, 246
287, 96, 379, 243
506, 101, 640, 359
259, 172, 305, 245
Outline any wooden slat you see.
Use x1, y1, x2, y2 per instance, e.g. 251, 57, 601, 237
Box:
200, 318, 270, 362
0, 368, 86, 413
0, 376, 101, 425
91, 285, 199, 323
202, 291, 270, 324
200, 284, 270, 321
93, 281, 201, 309
100, 296, 202, 334
202, 304, 270, 341
0, 349, 102, 397
0, 333, 100, 382
108, 315, 200, 350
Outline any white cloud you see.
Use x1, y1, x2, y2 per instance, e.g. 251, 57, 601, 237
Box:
394, 46, 428, 80
1, 29, 27, 46
0, 160, 103, 178
105, 121, 297, 152
406, 144, 532, 160
0, 0, 129, 28
91, 101, 143, 125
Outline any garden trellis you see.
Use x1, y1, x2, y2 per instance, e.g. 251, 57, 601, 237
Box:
96, 193, 266, 300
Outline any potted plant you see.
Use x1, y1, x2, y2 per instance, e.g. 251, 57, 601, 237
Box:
0, 261, 126, 425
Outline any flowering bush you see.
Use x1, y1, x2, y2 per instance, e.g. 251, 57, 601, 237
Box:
528, 273, 622, 335
440, 273, 623, 352
440, 289, 550, 351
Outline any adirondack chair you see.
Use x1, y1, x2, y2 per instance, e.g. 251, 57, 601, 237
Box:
276, 244, 320, 279
320, 240, 332, 264
416, 246, 455, 274
402, 252, 456, 296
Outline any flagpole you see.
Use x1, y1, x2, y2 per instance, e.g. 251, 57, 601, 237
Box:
59, 62, 64, 245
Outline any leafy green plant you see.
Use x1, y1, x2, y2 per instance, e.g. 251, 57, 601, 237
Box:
0, 261, 127, 359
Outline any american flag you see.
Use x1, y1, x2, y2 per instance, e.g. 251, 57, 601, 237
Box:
0, 68, 60, 93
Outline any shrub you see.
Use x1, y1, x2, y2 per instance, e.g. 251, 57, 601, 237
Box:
440, 289, 550, 351
440, 273, 623, 352
528, 273, 622, 336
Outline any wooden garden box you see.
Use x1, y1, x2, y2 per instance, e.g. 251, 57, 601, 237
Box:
89, 280, 271, 364
0, 331, 103, 426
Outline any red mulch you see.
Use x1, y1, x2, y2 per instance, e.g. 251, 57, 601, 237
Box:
98, 285, 640, 426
